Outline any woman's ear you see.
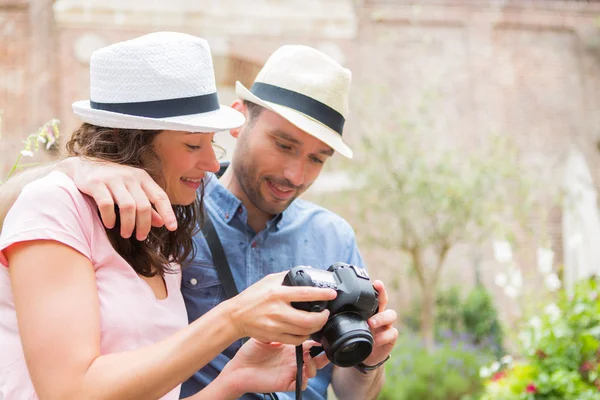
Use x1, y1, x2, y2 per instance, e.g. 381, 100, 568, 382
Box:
230, 100, 246, 139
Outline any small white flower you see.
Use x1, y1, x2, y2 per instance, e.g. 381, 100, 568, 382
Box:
500, 355, 513, 365
545, 303, 561, 322
510, 269, 522, 289
490, 361, 500, 373
518, 331, 532, 348
504, 285, 518, 298
495, 273, 508, 288
493, 240, 513, 263
544, 273, 562, 292
479, 366, 491, 378
537, 247, 554, 275
20, 150, 34, 157
529, 316, 542, 329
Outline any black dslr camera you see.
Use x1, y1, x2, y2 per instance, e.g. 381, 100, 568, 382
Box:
282, 262, 379, 367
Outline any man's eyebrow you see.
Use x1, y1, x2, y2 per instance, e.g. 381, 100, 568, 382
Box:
319, 147, 335, 157
272, 130, 302, 145
272, 129, 334, 157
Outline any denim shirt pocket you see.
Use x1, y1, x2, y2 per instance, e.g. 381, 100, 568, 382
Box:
181, 262, 226, 323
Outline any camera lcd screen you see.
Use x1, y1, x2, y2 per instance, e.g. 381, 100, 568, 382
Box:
308, 269, 336, 284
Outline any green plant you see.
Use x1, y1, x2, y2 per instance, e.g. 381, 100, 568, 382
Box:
480, 278, 600, 399
0, 110, 60, 184
462, 286, 504, 357
380, 333, 494, 400
403, 285, 504, 357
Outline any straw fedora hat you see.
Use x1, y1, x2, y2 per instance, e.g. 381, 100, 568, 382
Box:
236, 45, 353, 158
73, 32, 244, 132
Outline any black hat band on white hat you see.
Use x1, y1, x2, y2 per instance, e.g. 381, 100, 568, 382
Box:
250, 82, 345, 136
89, 92, 221, 119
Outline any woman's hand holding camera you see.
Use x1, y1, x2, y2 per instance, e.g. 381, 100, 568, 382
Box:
218, 339, 331, 397
225, 272, 337, 345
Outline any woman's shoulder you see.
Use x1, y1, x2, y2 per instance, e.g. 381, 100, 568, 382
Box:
20, 171, 93, 211
23, 170, 81, 196
9, 170, 98, 234
0, 171, 97, 266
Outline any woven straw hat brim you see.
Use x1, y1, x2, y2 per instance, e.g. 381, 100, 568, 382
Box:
236, 82, 353, 158
72, 100, 245, 132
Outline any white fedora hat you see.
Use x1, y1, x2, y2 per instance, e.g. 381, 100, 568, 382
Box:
73, 32, 244, 132
236, 45, 353, 158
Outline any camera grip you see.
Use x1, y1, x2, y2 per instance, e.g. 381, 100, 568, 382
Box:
282, 267, 328, 312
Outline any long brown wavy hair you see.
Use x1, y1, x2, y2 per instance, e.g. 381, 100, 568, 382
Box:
66, 123, 204, 277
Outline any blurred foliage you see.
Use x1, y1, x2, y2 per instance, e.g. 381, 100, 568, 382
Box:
480, 277, 600, 399
0, 110, 60, 184
350, 132, 534, 253
340, 128, 537, 349
404, 285, 504, 358
379, 332, 495, 400
463, 287, 504, 354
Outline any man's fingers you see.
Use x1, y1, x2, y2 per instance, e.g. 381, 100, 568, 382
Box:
109, 183, 137, 238
126, 183, 154, 241
372, 326, 399, 348
373, 280, 388, 313
90, 185, 117, 229
369, 309, 397, 330
142, 180, 177, 231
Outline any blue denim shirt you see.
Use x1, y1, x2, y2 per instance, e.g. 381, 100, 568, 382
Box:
180, 176, 364, 400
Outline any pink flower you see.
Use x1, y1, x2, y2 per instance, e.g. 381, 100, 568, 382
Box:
491, 371, 506, 382
526, 383, 537, 393
581, 360, 595, 373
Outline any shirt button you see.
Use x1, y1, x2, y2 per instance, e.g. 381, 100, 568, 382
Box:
237, 207, 242, 213
225, 213, 229, 219
251, 242, 257, 248
189, 278, 198, 285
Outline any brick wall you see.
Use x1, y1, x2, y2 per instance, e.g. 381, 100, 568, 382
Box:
3, 0, 600, 327
0, 1, 30, 171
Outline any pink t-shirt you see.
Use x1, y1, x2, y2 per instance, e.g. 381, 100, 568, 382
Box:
0, 171, 188, 399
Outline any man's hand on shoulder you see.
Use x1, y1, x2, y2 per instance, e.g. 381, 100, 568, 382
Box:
58, 157, 177, 240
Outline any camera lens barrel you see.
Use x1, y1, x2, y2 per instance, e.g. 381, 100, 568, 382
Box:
319, 311, 374, 367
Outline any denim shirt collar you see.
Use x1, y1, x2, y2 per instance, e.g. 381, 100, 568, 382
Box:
204, 175, 242, 224
204, 174, 292, 230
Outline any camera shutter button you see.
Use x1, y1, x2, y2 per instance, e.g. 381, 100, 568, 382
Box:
311, 304, 324, 312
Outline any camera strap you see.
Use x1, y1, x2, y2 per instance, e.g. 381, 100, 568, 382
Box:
201, 214, 239, 300
201, 214, 280, 400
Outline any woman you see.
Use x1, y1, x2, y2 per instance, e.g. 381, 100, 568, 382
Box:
0, 32, 335, 399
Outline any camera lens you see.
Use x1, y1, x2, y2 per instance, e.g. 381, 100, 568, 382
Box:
339, 342, 359, 353
320, 312, 374, 368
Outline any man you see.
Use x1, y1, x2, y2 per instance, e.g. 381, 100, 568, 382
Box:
0, 45, 397, 400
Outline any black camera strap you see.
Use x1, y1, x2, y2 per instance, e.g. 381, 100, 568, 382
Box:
201, 214, 239, 300
201, 214, 281, 400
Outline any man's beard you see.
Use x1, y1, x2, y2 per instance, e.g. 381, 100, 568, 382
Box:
234, 163, 299, 217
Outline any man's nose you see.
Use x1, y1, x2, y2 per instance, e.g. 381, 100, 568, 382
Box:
283, 158, 306, 187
